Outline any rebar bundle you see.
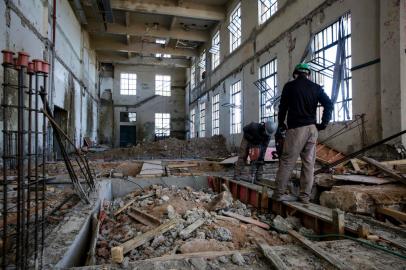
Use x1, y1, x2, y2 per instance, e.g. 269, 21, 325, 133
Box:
1, 50, 48, 269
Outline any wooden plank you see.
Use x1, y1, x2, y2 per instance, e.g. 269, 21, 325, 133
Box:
377, 207, 406, 222
332, 209, 345, 235
288, 230, 351, 270
222, 211, 270, 229
128, 209, 161, 227
114, 199, 136, 216
113, 193, 155, 216
119, 218, 180, 254
257, 240, 288, 270
179, 218, 205, 238
350, 159, 361, 171
360, 156, 406, 184
332, 174, 395, 185
167, 163, 198, 168
142, 249, 255, 262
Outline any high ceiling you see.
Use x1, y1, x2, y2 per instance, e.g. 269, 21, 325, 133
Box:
69, 0, 229, 66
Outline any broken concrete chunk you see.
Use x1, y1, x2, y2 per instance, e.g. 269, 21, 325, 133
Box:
167, 205, 177, 219
206, 190, 233, 211
213, 227, 232, 241
231, 252, 245, 266
272, 215, 293, 232
161, 195, 170, 202
189, 257, 208, 270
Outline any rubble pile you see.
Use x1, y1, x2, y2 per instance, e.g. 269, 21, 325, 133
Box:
88, 135, 231, 160
95, 184, 283, 266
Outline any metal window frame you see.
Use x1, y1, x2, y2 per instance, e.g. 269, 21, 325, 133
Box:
199, 102, 206, 137
311, 13, 352, 122
212, 93, 220, 135
155, 74, 171, 96
258, 58, 278, 122
229, 3, 242, 52
258, 0, 278, 24
120, 73, 137, 95
155, 113, 171, 137
230, 81, 242, 134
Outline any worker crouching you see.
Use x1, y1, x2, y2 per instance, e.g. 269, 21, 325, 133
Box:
234, 120, 276, 182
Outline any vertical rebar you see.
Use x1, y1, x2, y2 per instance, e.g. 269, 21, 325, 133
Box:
2, 63, 9, 269
41, 72, 47, 268
25, 70, 33, 268
34, 68, 39, 266
16, 65, 25, 269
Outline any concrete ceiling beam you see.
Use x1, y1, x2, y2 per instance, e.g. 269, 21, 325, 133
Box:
106, 23, 208, 42
110, 0, 225, 21
93, 38, 197, 57
98, 52, 190, 68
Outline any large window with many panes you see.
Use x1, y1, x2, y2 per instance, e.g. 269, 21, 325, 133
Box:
259, 59, 278, 122
199, 102, 206, 137
229, 3, 241, 53
120, 73, 137, 95
199, 50, 206, 81
212, 94, 220, 135
155, 75, 171, 96
230, 81, 242, 134
211, 31, 220, 69
190, 108, 196, 138
190, 64, 196, 89
258, 0, 277, 24
312, 13, 352, 122
155, 113, 170, 137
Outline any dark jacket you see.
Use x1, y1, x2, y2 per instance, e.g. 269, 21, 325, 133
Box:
278, 76, 333, 129
243, 122, 271, 146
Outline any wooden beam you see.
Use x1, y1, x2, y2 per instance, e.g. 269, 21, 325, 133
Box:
222, 211, 270, 229
111, 0, 225, 21
256, 240, 288, 270
288, 230, 351, 270
97, 53, 190, 67
360, 156, 406, 184
377, 207, 406, 222
93, 38, 197, 57
179, 218, 205, 239
105, 23, 208, 42
114, 199, 136, 216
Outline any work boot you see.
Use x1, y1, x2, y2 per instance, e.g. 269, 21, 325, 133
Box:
299, 195, 310, 204
272, 194, 298, 202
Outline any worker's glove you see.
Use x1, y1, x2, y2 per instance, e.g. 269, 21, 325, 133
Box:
316, 123, 327, 131
278, 123, 287, 132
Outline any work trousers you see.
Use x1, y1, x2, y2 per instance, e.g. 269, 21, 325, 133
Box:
234, 137, 265, 179
274, 124, 318, 199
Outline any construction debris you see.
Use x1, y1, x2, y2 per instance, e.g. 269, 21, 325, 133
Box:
95, 184, 282, 265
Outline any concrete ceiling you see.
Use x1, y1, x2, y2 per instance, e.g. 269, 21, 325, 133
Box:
70, 0, 229, 65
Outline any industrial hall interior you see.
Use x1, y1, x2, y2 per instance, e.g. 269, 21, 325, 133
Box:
1, 0, 406, 269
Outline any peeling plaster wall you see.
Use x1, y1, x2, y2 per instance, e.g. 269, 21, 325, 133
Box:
187, 0, 405, 154
0, 0, 99, 157
99, 64, 186, 147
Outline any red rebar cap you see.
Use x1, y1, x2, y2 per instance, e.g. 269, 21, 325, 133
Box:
27, 62, 35, 74
1, 50, 15, 65
42, 61, 50, 74
17, 51, 30, 67
32, 59, 43, 73
13, 57, 20, 70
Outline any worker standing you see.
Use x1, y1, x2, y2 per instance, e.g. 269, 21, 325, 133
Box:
234, 120, 276, 182
272, 63, 333, 203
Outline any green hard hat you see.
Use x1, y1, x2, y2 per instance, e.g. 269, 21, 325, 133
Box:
294, 63, 311, 74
